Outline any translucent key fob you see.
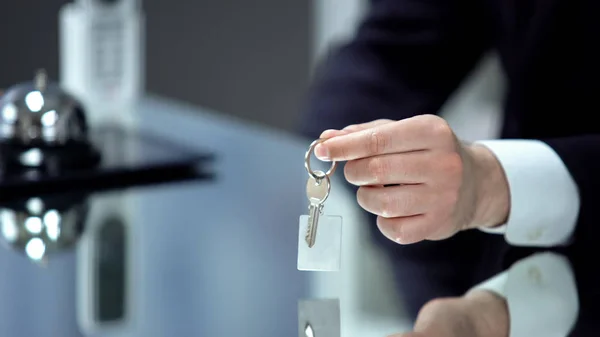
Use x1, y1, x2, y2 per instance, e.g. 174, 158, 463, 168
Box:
298, 299, 341, 337
297, 214, 342, 271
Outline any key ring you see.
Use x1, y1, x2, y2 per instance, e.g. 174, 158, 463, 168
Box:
304, 139, 337, 181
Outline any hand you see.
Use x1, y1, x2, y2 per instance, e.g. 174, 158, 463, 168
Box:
390, 290, 509, 337
315, 115, 510, 244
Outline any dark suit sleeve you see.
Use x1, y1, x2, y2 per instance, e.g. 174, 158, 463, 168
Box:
299, 0, 493, 139
544, 136, 600, 246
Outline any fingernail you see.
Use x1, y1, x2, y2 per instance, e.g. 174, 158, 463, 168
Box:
314, 143, 330, 161
378, 223, 405, 245
378, 226, 395, 242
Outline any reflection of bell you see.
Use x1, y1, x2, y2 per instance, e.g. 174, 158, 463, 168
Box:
0, 69, 100, 171
0, 194, 89, 263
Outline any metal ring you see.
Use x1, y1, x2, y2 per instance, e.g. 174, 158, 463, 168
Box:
304, 138, 337, 180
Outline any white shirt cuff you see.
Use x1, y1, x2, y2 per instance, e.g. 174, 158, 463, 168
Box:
470, 252, 579, 337
475, 140, 580, 247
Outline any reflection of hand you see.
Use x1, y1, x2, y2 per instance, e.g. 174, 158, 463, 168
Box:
314, 115, 510, 244
391, 290, 509, 337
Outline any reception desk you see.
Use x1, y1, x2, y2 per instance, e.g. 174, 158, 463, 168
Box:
0, 95, 410, 337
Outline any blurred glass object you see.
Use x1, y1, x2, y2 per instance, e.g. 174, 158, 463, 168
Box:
95, 216, 127, 322
60, 0, 144, 128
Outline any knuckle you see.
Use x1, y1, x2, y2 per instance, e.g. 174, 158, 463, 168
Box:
375, 118, 394, 125
443, 152, 464, 177
444, 189, 460, 207
429, 117, 453, 140
419, 298, 453, 317
367, 130, 390, 155
418, 114, 439, 122
366, 157, 389, 183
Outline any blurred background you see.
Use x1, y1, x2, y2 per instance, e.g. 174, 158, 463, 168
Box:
0, 1, 504, 336
2, 0, 315, 131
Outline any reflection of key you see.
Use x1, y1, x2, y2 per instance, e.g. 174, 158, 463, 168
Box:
298, 299, 340, 337
305, 170, 331, 248
304, 323, 314, 337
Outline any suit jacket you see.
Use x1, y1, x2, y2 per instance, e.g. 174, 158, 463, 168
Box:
300, 0, 600, 324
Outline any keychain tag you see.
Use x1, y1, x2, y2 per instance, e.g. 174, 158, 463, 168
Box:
298, 299, 341, 337
297, 214, 342, 271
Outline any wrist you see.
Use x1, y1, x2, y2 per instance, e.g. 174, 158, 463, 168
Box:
468, 143, 510, 229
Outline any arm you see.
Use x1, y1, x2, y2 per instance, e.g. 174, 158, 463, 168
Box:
300, 0, 492, 139
470, 252, 579, 337
300, 1, 493, 316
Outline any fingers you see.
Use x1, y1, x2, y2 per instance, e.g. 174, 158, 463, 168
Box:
357, 184, 432, 218
344, 151, 435, 186
319, 119, 394, 139
377, 214, 437, 244
316, 115, 453, 161
341, 119, 394, 132
408, 294, 508, 337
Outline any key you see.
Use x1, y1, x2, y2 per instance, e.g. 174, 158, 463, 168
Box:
297, 172, 342, 271
305, 170, 330, 248
298, 139, 343, 272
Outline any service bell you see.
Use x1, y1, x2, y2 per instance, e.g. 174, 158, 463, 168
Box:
0, 70, 97, 170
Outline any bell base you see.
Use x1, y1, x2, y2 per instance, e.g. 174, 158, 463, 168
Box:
0, 125, 214, 203
0, 139, 102, 173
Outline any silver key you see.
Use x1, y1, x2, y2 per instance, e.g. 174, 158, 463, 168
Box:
298, 138, 343, 271
305, 170, 331, 248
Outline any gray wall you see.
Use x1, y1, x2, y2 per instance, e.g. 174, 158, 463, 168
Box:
0, 0, 311, 132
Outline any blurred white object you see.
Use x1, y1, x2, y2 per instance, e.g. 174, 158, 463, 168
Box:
311, 0, 366, 67
59, 0, 145, 128
59, 0, 144, 335
439, 52, 506, 142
